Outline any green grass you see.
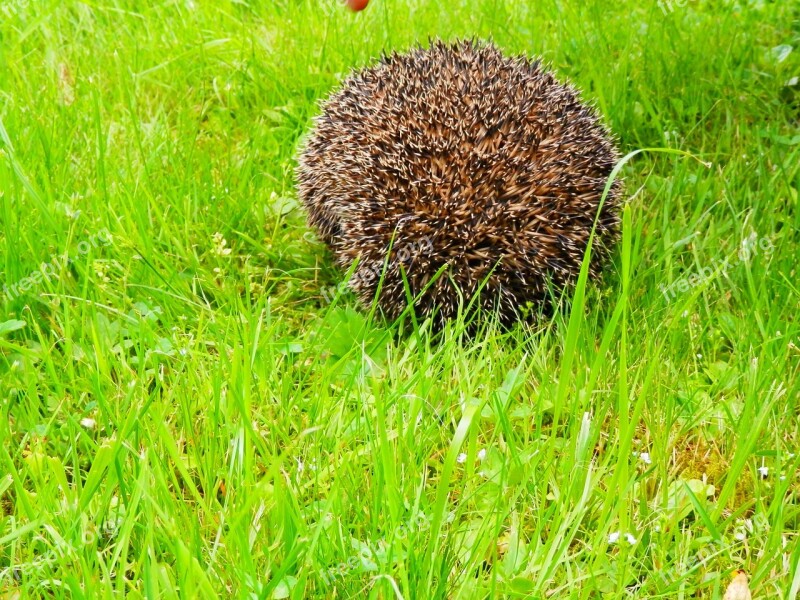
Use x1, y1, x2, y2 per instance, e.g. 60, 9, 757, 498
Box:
1, 0, 799, 597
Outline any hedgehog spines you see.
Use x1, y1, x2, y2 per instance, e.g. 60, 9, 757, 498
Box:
296, 39, 622, 328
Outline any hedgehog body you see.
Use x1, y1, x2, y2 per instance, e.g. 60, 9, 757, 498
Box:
296, 40, 621, 326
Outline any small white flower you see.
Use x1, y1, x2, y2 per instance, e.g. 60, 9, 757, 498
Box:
477, 448, 487, 461
758, 466, 769, 478
625, 533, 637, 545
654, 525, 661, 533
211, 232, 232, 256
80, 417, 96, 429
735, 531, 746, 541
608, 531, 620, 543
456, 453, 467, 464
696, 353, 703, 359
639, 452, 652, 465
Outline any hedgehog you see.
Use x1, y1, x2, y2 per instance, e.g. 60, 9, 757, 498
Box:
296, 40, 622, 328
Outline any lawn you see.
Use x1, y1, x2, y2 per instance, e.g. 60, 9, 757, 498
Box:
1, 0, 799, 598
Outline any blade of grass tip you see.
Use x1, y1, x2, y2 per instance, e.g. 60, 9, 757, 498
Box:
128, 249, 215, 313
0, 116, 57, 230
789, 539, 800, 599
615, 202, 632, 536
370, 227, 447, 331
370, 574, 405, 599
554, 147, 705, 550
461, 259, 503, 318
301, 482, 345, 587
366, 230, 399, 326
0, 427, 35, 518
0, 517, 46, 547
258, 538, 307, 600
372, 375, 401, 524
684, 481, 722, 541
77, 375, 156, 512
175, 537, 220, 599
586, 298, 623, 393
78, 438, 117, 512
92, 88, 108, 201
557, 145, 710, 411
398, 263, 421, 334
109, 459, 148, 584
592, 335, 666, 564
395, 262, 449, 329
556, 146, 708, 413
154, 419, 212, 516
423, 401, 483, 591
326, 254, 361, 310
533, 454, 597, 594
712, 378, 783, 520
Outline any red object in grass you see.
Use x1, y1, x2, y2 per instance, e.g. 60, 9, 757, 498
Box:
345, 0, 369, 11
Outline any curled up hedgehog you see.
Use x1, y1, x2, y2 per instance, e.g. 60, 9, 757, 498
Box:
296, 40, 622, 328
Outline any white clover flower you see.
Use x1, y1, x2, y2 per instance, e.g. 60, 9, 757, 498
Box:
758, 466, 769, 478
80, 417, 96, 429
608, 531, 620, 543
477, 448, 487, 461
456, 453, 467, 464
625, 533, 637, 545
639, 452, 652, 465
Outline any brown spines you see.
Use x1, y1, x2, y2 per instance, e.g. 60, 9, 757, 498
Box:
296, 40, 622, 327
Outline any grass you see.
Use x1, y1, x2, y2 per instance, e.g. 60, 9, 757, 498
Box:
0, 0, 799, 597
